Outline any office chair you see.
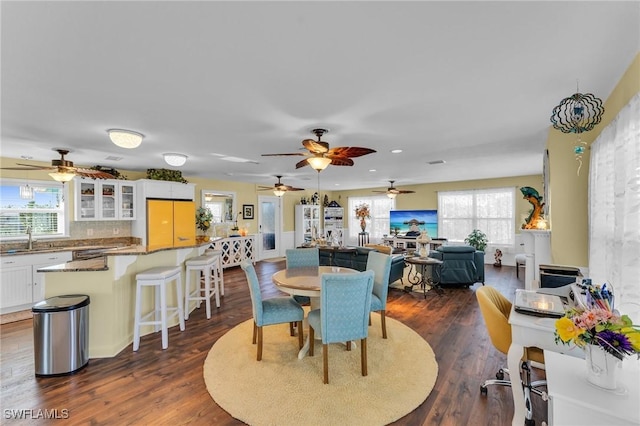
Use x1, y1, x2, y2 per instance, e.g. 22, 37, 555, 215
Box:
476, 286, 547, 426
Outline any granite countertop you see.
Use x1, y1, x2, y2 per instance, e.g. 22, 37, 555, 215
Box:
36, 241, 212, 272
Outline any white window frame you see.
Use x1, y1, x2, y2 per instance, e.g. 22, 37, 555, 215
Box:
0, 178, 69, 240
347, 195, 395, 243
437, 187, 515, 246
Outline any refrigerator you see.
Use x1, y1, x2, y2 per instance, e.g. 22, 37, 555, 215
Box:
147, 199, 196, 249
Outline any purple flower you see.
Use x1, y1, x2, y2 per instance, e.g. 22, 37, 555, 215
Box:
596, 330, 634, 358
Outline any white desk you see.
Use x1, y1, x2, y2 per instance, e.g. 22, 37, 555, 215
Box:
545, 350, 640, 425
507, 306, 583, 426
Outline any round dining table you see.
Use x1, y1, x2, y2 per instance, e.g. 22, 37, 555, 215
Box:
272, 266, 358, 359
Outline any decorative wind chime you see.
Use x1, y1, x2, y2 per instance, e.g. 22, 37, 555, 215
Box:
550, 82, 605, 175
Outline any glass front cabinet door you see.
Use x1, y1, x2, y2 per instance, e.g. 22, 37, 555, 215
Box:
118, 182, 136, 220
76, 180, 98, 220
74, 179, 136, 221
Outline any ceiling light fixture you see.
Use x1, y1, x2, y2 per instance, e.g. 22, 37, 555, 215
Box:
550, 82, 604, 175
273, 188, 286, 197
387, 192, 397, 199
163, 153, 188, 167
48, 171, 76, 183
307, 156, 332, 171
107, 129, 144, 149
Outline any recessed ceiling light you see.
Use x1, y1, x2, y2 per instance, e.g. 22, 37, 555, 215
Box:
369, 169, 377, 172
391, 149, 403, 154
21, 155, 33, 160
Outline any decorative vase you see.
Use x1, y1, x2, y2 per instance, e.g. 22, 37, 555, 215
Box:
584, 344, 621, 390
360, 218, 367, 232
416, 231, 431, 258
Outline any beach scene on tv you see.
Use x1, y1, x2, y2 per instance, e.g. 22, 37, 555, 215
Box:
389, 210, 438, 237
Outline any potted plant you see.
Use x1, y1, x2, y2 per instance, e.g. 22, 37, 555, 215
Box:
465, 229, 488, 252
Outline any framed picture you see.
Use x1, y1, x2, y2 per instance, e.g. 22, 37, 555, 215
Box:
242, 204, 254, 220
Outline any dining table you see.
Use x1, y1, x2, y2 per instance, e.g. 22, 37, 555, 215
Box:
272, 265, 358, 359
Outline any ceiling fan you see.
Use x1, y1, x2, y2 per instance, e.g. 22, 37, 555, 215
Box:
373, 180, 416, 199
1, 148, 115, 182
258, 175, 305, 196
261, 128, 376, 171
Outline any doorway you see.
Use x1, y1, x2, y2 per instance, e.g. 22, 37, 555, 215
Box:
258, 195, 282, 260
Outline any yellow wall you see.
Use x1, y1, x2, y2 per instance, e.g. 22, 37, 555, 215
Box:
547, 53, 640, 267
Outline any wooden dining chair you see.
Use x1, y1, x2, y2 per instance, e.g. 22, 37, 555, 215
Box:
307, 270, 374, 384
240, 260, 304, 361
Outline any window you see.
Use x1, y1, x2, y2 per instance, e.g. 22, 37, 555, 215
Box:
347, 196, 395, 242
0, 179, 68, 239
438, 187, 515, 245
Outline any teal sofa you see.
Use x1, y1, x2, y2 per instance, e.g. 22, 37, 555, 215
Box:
318, 246, 405, 286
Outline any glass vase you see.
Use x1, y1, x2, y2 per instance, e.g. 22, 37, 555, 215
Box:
584, 344, 621, 390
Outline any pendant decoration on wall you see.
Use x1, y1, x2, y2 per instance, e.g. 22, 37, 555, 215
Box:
550, 83, 604, 175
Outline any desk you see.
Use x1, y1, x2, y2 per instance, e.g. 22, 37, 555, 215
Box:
545, 351, 640, 425
272, 266, 358, 358
404, 256, 443, 298
508, 306, 584, 426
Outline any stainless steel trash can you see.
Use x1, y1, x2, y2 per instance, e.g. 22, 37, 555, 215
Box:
32, 294, 90, 376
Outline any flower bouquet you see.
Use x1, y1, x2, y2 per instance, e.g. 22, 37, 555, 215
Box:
196, 207, 213, 233
355, 203, 371, 232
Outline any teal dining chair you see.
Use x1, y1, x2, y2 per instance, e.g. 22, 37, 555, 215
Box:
285, 248, 319, 305
240, 260, 304, 361
366, 251, 392, 338
308, 270, 374, 384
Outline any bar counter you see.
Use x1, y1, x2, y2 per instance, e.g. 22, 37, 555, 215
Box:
38, 242, 212, 358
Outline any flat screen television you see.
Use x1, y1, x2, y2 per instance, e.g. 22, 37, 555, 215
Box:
389, 209, 438, 237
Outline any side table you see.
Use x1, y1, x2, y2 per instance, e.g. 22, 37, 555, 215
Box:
404, 256, 443, 298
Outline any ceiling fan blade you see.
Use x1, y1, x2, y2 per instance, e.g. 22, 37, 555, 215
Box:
2, 163, 56, 171
397, 190, 416, 194
327, 147, 376, 158
295, 158, 310, 169
372, 190, 388, 194
285, 186, 305, 191
261, 153, 308, 157
302, 139, 329, 154
328, 156, 354, 167
74, 168, 115, 179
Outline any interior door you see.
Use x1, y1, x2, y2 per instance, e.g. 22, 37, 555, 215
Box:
258, 195, 281, 260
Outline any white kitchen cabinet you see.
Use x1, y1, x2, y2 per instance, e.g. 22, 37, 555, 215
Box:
136, 179, 195, 200
74, 178, 136, 221
0, 251, 72, 314
211, 235, 256, 268
294, 205, 320, 246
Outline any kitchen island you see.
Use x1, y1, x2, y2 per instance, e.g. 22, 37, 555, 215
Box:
38, 242, 212, 358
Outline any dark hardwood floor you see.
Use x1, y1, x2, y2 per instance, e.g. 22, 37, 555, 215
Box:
0, 260, 547, 425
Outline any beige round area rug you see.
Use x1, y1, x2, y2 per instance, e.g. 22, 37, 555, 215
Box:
203, 313, 438, 426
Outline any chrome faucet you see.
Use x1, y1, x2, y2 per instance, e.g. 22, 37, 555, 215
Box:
26, 226, 34, 250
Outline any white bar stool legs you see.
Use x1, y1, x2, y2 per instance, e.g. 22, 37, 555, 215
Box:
133, 266, 185, 351
184, 255, 219, 320
206, 249, 225, 297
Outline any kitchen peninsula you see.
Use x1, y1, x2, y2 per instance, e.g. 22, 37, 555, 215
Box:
38, 241, 212, 358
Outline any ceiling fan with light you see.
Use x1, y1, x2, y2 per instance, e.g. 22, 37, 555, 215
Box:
373, 180, 416, 199
1, 148, 115, 182
258, 175, 305, 196
261, 128, 376, 171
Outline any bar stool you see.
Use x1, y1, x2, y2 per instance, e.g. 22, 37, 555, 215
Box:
184, 255, 219, 320
205, 248, 225, 296
133, 266, 185, 351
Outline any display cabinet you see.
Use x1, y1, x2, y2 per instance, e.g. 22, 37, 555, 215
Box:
323, 207, 344, 246
295, 204, 320, 246
74, 178, 136, 221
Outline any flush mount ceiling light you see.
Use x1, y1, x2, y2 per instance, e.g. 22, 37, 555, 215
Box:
163, 153, 188, 167
107, 129, 144, 149
550, 83, 604, 175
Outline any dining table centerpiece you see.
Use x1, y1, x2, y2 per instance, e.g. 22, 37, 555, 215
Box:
355, 203, 371, 233
554, 286, 640, 390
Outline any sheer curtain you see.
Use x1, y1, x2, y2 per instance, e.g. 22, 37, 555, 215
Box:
589, 92, 640, 311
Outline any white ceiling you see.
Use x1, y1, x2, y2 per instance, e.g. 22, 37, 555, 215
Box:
1, 1, 638, 191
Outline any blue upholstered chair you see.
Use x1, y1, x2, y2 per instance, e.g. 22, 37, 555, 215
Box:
240, 260, 304, 361
366, 251, 392, 338
307, 270, 374, 384
285, 248, 319, 305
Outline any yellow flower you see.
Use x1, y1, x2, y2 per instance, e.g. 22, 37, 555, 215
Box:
555, 316, 582, 343
622, 328, 640, 351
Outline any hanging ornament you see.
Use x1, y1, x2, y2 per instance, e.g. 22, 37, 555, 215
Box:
550, 83, 604, 175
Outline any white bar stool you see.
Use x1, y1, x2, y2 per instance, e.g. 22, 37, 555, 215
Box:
133, 266, 185, 351
205, 249, 225, 296
184, 254, 219, 320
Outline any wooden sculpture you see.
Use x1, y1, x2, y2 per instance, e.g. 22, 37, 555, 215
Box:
520, 187, 545, 229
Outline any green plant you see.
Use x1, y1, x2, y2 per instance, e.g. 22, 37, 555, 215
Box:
465, 229, 488, 251
146, 168, 188, 183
